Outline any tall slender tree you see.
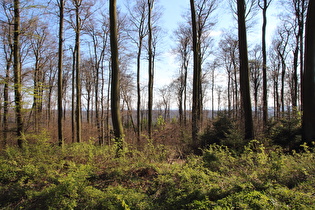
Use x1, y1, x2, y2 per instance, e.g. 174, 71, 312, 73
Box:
127, 0, 148, 142
110, 0, 124, 153
237, 0, 254, 140
13, 0, 24, 148
258, 0, 272, 128
174, 24, 191, 126
190, 0, 200, 148
71, 47, 76, 142
298, 0, 307, 109
85, 17, 109, 145
57, 0, 64, 146
74, 0, 82, 143
147, 0, 154, 139
1, 1, 14, 147
29, 19, 48, 133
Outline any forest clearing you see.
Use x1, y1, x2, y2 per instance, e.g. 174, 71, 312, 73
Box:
1, 0, 315, 208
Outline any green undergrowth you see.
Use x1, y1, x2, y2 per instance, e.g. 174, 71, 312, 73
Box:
1, 132, 315, 209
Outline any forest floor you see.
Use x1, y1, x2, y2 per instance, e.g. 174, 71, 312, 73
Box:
1, 128, 315, 209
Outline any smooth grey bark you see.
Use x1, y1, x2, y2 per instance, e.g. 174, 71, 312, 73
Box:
110, 0, 124, 152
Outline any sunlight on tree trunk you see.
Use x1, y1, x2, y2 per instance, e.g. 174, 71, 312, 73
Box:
58, 0, 64, 147
74, 0, 82, 143
13, 0, 24, 148
110, 0, 124, 154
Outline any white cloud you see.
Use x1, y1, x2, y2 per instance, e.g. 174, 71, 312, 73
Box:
209, 30, 223, 37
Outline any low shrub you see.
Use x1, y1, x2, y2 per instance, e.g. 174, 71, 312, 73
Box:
1, 133, 315, 209
201, 112, 248, 153
268, 113, 302, 151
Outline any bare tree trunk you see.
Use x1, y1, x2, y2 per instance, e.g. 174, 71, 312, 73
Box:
300, 0, 306, 110
95, 66, 101, 144
147, 0, 154, 139
57, 0, 64, 146
212, 66, 216, 119
276, 75, 280, 119
232, 57, 238, 119
237, 0, 254, 140
190, 0, 201, 149
94, 47, 102, 145
75, 0, 82, 143
227, 74, 232, 116
184, 64, 188, 125
13, 0, 24, 148
110, 0, 124, 153
71, 48, 76, 143
259, 0, 271, 128
302, 0, 315, 142
3, 51, 11, 147
137, 39, 142, 142
292, 41, 299, 109
280, 57, 286, 115
2, 22, 13, 147
106, 63, 111, 145
33, 57, 40, 133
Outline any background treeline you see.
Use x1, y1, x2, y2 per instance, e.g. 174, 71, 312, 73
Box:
0, 0, 314, 152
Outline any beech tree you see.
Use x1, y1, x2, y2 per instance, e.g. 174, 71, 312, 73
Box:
81, 58, 94, 124
258, 0, 272, 128
73, 0, 82, 143
302, 0, 315, 142
173, 23, 191, 126
283, 0, 308, 109
275, 24, 291, 115
85, 15, 109, 145
57, 0, 64, 146
110, 0, 124, 152
237, 0, 254, 140
218, 32, 239, 118
29, 19, 50, 133
0, 0, 14, 146
249, 45, 262, 118
269, 40, 281, 119
190, 0, 200, 147
68, 0, 94, 142
13, 0, 24, 148
127, 0, 148, 141
147, 0, 154, 138
190, 0, 217, 148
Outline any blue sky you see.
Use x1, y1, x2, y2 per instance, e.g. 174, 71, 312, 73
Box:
118, 0, 279, 108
